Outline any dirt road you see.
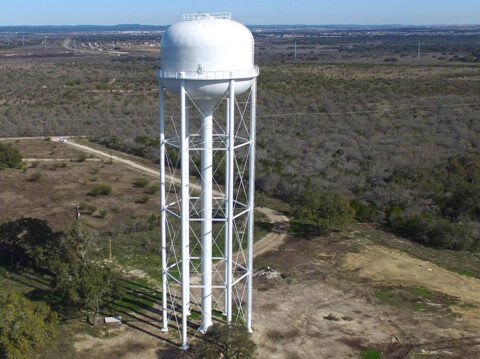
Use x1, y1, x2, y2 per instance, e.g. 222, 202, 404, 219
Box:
1, 135, 290, 259
254, 207, 289, 257
55, 138, 290, 255
22, 158, 101, 162
57, 137, 290, 256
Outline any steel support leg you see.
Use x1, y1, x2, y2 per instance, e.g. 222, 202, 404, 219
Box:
226, 80, 235, 323
159, 84, 168, 332
180, 80, 190, 350
247, 79, 256, 332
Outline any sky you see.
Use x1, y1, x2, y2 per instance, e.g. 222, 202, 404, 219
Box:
0, 0, 479, 26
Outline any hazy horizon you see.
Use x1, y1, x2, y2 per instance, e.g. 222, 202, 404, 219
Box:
1, 0, 480, 27
1, 23, 479, 29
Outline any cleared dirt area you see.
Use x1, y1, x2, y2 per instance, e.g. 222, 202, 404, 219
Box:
252, 226, 480, 358
344, 242, 480, 326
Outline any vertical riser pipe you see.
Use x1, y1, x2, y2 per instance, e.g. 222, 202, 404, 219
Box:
200, 113, 213, 332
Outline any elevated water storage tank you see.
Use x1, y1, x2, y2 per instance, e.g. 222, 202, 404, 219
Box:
159, 12, 258, 103
157, 13, 258, 348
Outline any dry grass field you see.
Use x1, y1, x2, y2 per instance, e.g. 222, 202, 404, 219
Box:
0, 139, 162, 234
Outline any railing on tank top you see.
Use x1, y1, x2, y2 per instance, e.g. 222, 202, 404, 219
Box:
157, 67, 259, 80
183, 12, 232, 21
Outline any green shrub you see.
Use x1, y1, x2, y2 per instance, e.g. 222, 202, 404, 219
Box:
80, 201, 97, 215
441, 153, 480, 221
0, 291, 58, 359
256, 191, 266, 207
88, 184, 112, 196
197, 324, 256, 359
388, 212, 473, 250
98, 209, 108, 218
293, 188, 355, 233
138, 195, 150, 204
133, 177, 149, 188
51, 161, 67, 170
28, 171, 42, 182
351, 199, 377, 223
464, 55, 477, 63
77, 154, 88, 163
147, 185, 159, 194
383, 57, 398, 62
360, 347, 382, 359
0, 143, 22, 169
30, 161, 39, 168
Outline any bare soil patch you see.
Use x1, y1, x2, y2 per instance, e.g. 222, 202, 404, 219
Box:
252, 227, 480, 358
344, 240, 480, 330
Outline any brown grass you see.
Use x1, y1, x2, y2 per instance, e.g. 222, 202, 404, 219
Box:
0, 140, 173, 235
265, 328, 300, 342
8, 139, 86, 159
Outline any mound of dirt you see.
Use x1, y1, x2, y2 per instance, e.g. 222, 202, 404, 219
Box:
254, 266, 283, 281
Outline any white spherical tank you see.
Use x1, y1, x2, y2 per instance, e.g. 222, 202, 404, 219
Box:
158, 13, 258, 105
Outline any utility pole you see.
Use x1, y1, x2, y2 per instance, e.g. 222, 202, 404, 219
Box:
44, 36, 47, 51
22, 36, 25, 47
73, 39, 77, 54
42, 120, 47, 138
294, 40, 297, 60
7, 35, 10, 46
417, 41, 421, 61
73, 204, 81, 220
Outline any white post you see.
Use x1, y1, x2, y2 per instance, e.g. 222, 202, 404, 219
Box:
159, 84, 168, 332
226, 80, 235, 323
246, 79, 256, 332
223, 98, 229, 316
180, 79, 190, 350
200, 111, 213, 332
185, 95, 190, 318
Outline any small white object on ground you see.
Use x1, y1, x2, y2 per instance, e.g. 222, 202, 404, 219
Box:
104, 316, 122, 324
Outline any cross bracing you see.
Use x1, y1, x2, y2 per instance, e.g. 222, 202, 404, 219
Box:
159, 79, 257, 348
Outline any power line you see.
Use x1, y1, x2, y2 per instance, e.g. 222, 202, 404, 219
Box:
256, 102, 480, 119
163, 102, 480, 121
